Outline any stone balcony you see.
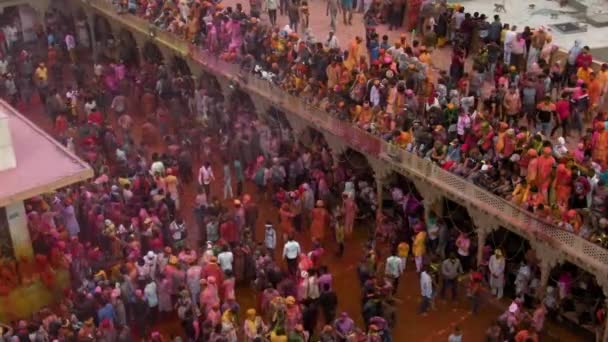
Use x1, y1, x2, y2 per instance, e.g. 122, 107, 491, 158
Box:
73, 0, 608, 291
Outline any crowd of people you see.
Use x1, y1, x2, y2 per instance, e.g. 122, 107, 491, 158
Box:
0, 0, 606, 340
1, 5, 409, 341
106, 0, 608, 248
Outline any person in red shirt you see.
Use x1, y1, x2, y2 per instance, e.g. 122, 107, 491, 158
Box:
54, 113, 68, 137
202, 255, 224, 285
552, 92, 570, 138
219, 216, 238, 244
87, 109, 104, 126
576, 46, 593, 69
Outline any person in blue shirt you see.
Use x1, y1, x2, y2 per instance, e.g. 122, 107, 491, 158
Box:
97, 300, 116, 324
368, 34, 380, 64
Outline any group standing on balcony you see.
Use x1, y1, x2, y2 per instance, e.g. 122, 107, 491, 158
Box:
109, 0, 608, 245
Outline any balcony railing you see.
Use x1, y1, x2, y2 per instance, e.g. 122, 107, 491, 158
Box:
87, 0, 608, 276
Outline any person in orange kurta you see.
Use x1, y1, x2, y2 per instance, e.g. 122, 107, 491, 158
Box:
592, 121, 608, 169
553, 163, 572, 209
588, 72, 602, 107
310, 200, 330, 242
279, 203, 296, 240
343, 36, 364, 71
536, 147, 556, 201
526, 149, 539, 186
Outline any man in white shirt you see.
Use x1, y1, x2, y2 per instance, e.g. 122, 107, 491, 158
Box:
385, 252, 403, 294
266, 0, 278, 25
169, 217, 186, 249
418, 267, 433, 314
503, 26, 517, 66
489, 249, 506, 299
325, 31, 340, 50
217, 246, 234, 272
198, 161, 215, 196
283, 236, 301, 276
150, 154, 165, 176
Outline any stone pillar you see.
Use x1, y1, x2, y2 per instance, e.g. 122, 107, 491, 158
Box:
323, 132, 347, 163
537, 259, 552, 300
476, 229, 488, 266
533, 243, 562, 300
370, 156, 391, 215
5, 201, 33, 259
86, 12, 98, 60
249, 95, 272, 121
217, 76, 233, 105
376, 177, 384, 213
285, 112, 308, 141
467, 207, 499, 268
413, 179, 443, 222
25, 1, 50, 38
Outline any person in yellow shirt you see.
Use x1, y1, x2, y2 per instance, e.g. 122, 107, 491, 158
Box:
397, 241, 410, 272
419, 47, 432, 66
510, 179, 530, 205
34, 62, 49, 102
35, 62, 48, 83
164, 169, 180, 210
576, 66, 593, 84
412, 223, 427, 273
270, 327, 288, 342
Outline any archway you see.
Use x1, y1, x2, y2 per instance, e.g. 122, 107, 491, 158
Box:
441, 199, 477, 271
483, 226, 533, 299
297, 127, 328, 152
197, 71, 222, 99
338, 148, 376, 226
142, 41, 164, 65
171, 56, 192, 76
379, 171, 423, 245
93, 15, 113, 44
117, 29, 139, 67
73, 8, 91, 50
545, 262, 605, 340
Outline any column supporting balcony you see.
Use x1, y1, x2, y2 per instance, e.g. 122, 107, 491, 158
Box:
369, 156, 391, 214
412, 179, 443, 222
530, 240, 564, 300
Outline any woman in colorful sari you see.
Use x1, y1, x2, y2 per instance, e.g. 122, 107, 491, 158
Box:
310, 200, 330, 242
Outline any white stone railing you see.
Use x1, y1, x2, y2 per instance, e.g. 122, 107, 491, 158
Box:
85, 0, 608, 278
